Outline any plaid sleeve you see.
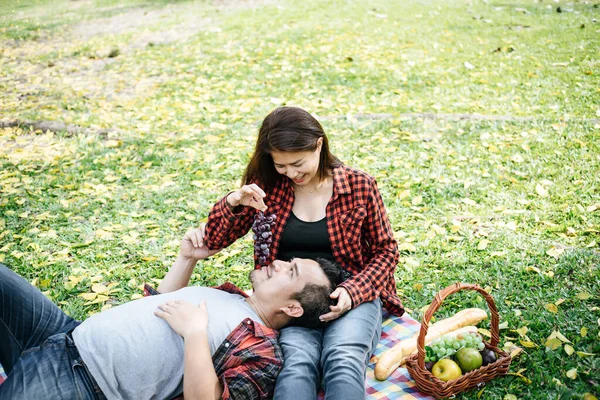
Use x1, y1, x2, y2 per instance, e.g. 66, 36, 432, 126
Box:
204, 193, 255, 250
339, 177, 399, 308
219, 354, 281, 400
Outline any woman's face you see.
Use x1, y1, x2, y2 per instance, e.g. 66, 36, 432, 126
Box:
271, 138, 323, 186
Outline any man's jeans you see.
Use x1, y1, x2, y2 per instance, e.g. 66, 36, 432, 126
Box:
274, 298, 382, 400
0, 264, 105, 400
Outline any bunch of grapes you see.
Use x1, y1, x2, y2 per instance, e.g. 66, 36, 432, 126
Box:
252, 211, 276, 266
425, 332, 485, 363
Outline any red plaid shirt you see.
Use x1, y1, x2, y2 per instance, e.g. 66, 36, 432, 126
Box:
205, 165, 404, 316
143, 283, 282, 400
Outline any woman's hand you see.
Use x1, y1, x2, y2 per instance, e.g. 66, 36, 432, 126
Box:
226, 184, 268, 212
319, 287, 352, 322
155, 300, 209, 338
180, 224, 221, 260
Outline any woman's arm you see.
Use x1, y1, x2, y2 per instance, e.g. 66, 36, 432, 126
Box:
338, 177, 399, 308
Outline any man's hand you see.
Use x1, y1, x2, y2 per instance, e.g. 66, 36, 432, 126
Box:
180, 223, 221, 260
155, 300, 209, 338
319, 287, 352, 322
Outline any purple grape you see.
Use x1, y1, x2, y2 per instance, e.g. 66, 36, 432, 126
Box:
251, 211, 277, 267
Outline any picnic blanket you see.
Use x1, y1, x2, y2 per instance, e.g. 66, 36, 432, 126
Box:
0, 311, 432, 399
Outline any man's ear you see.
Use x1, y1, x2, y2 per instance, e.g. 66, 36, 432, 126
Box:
280, 301, 304, 318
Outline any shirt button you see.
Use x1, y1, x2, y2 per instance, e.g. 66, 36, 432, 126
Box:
246, 320, 251, 324
224, 342, 230, 348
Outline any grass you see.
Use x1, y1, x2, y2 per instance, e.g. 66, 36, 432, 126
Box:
0, 0, 599, 398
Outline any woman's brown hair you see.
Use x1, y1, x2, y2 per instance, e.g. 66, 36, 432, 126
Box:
242, 107, 342, 189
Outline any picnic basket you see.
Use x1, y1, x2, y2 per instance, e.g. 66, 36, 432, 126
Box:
405, 283, 511, 399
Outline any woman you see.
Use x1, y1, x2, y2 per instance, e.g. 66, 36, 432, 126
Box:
198, 107, 404, 400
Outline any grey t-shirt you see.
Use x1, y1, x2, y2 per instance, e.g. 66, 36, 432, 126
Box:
72, 286, 262, 400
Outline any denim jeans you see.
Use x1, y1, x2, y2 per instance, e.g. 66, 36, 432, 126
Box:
0, 264, 105, 400
274, 298, 382, 400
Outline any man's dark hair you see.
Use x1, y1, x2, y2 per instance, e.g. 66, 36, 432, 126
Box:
288, 258, 345, 329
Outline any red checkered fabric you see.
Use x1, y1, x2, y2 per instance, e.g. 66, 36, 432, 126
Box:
205, 165, 404, 316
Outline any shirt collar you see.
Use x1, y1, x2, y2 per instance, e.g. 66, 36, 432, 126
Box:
332, 165, 351, 198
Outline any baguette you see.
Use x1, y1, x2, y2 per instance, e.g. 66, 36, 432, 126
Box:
374, 308, 487, 380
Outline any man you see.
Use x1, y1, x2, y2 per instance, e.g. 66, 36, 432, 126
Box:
0, 228, 342, 400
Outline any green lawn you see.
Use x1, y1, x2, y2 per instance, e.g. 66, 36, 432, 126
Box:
0, 0, 599, 398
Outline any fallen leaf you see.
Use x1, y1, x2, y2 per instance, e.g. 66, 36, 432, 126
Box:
79, 292, 97, 301
91, 283, 108, 294
478, 328, 491, 338
546, 247, 564, 259
545, 338, 562, 350
545, 303, 558, 313
536, 183, 548, 197
398, 242, 417, 252
515, 326, 528, 337
577, 292, 592, 300
583, 394, 598, 400
504, 394, 517, 400
566, 368, 577, 379
576, 351, 596, 357
564, 344, 574, 355
520, 340, 537, 348
581, 327, 588, 337
478, 239, 490, 250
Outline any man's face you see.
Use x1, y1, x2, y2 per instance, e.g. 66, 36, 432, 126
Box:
250, 258, 329, 306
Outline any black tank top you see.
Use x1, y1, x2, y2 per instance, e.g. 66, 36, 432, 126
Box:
277, 212, 334, 262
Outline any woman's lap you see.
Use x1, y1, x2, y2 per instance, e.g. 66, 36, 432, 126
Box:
274, 298, 382, 400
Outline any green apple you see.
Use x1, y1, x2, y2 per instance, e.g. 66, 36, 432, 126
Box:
455, 347, 483, 372
431, 359, 462, 381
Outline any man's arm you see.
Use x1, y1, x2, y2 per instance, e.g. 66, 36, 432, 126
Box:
155, 300, 223, 400
157, 227, 221, 293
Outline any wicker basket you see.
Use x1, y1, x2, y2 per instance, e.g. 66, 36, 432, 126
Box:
405, 283, 511, 399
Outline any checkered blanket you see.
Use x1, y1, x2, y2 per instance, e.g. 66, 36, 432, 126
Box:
0, 311, 432, 399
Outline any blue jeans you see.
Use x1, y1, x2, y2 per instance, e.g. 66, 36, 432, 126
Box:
274, 298, 382, 400
0, 264, 105, 400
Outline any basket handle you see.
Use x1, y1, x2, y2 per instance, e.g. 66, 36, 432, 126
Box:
415, 283, 500, 370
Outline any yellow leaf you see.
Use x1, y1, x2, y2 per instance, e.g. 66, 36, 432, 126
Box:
535, 184, 548, 197
526, 266, 541, 273
586, 204, 600, 212
79, 292, 97, 301
510, 346, 523, 358
545, 338, 562, 350
398, 242, 417, 252
520, 340, 537, 348
101, 304, 113, 311
462, 198, 477, 206
131, 293, 143, 300
504, 395, 517, 400
204, 134, 222, 142
545, 303, 558, 313
477, 240, 490, 250
515, 326, 528, 337
397, 189, 410, 199
581, 327, 588, 337
583, 393, 598, 400
478, 328, 491, 338
577, 292, 592, 300
413, 283, 423, 291
209, 122, 228, 130
566, 368, 577, 379
546, 247, 564, 259
555, 298, 565, 306
411, 195, 423, 205
91, 283, 108, 294
564, 344, 574, 355
491, 251, 506, 257
576, 351, 596, 357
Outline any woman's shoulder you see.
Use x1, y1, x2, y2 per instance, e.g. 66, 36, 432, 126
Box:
337, 165, 376, 185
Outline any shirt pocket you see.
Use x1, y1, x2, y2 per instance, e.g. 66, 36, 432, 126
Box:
339, 206, 367, 244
